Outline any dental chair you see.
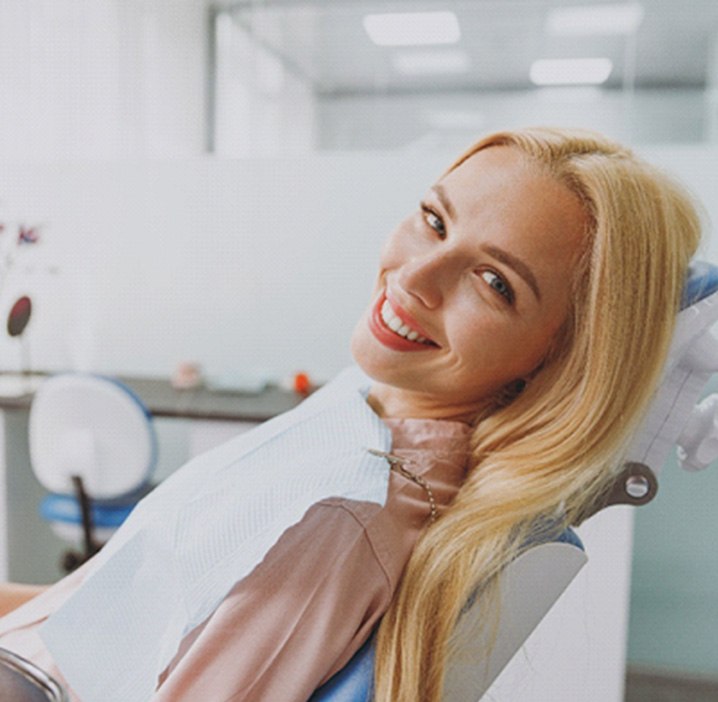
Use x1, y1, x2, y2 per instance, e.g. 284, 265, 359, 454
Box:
311, 260, 718, 702
28, 374, 158, 573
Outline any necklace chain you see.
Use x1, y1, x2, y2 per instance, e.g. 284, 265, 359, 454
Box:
368, 449, 438, 524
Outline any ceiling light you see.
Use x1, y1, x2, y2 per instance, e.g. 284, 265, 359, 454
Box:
393, 50, 470, 75
363, 12, 461, 47
546, 3, 645, 35
530, 58, 613, 86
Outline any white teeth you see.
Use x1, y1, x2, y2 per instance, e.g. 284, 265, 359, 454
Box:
380, 298, 431, 344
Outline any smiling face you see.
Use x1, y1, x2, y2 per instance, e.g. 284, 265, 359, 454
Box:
350, 145, 591, 421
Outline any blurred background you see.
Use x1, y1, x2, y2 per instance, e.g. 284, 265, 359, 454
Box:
0, 1, 717, 700
2, 0, 717, 157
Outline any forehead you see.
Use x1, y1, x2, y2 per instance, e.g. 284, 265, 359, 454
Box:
438, 146, 589, 269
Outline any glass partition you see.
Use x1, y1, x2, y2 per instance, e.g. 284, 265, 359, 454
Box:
211, 0, 718, 155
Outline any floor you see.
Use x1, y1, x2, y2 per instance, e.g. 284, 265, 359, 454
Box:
625, 666, 718, 702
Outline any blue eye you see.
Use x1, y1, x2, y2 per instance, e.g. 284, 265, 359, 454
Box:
480, 270, 514, 303
420, 204, 446, 238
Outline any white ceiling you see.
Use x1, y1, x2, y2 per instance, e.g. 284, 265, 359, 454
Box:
225, 0, 718, 95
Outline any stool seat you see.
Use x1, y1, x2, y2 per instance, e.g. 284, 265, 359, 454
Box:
39, 493, 143, 544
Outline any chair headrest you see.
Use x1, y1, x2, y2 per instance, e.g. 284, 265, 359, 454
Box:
681, 260, 718, 309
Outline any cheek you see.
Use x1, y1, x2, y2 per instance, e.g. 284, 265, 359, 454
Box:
454, 315, 556, 380
503, 320, 565, 376
350, 310, 375, 367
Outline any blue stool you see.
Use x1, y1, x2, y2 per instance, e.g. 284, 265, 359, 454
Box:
29, 374, 157, 573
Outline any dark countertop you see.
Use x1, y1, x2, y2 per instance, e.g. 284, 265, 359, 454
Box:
0, 372, 304, 422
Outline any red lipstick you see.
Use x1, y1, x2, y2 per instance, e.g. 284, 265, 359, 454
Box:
368, 293, 437, 352
385, 291, 435, 340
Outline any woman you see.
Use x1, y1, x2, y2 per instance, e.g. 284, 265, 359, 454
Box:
0, 127, 702, 701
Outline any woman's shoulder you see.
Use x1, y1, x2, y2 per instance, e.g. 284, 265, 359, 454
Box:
310, 498, 406, 591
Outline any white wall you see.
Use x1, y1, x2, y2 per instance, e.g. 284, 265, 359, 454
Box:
213, 12, 317, 155
0, 154, 448, 380
641, 144, 718, 259
1, 145, 714, 383
0, 0, 207, 159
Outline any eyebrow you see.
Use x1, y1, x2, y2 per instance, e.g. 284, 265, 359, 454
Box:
482, 244, 542, 302
430, 184, 457, 222
430, 184, 542, 302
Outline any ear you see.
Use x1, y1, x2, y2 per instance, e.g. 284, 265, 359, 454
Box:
494, 378, 527, 407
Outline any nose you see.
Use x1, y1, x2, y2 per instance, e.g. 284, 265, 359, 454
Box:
396, 249, 458, 309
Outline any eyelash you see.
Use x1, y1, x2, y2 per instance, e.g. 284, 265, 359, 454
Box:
419, 202, 514, 305
420, 203, 446, 239
479, 269, 514, 304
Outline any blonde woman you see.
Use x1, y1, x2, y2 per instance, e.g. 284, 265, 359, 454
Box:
0, 127, 703, 702
368, 127, 702, 701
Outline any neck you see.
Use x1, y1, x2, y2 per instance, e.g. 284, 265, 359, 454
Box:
367, 383, 482, 425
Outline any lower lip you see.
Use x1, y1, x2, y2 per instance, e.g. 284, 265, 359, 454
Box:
368, 294, 435, 352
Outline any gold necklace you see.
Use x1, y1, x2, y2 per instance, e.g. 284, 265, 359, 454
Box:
368, 449, 438, 523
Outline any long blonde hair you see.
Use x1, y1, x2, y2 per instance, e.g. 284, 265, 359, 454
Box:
373, 127, 702, 701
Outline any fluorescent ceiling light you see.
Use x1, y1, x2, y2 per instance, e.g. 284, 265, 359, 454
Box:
363, 12, 460, 47
546, 3, 645, 35
393, 50, 470, 75
530, 58, 613, 86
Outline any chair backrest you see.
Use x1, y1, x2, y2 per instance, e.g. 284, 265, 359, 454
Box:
310, 529, 587, 702
29, 374, 157, 500
443, 534, 587, 701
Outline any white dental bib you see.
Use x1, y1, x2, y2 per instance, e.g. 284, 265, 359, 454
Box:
40, 367, 392, 702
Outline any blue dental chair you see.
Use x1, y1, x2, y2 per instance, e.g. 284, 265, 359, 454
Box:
311, 261, 718, 702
